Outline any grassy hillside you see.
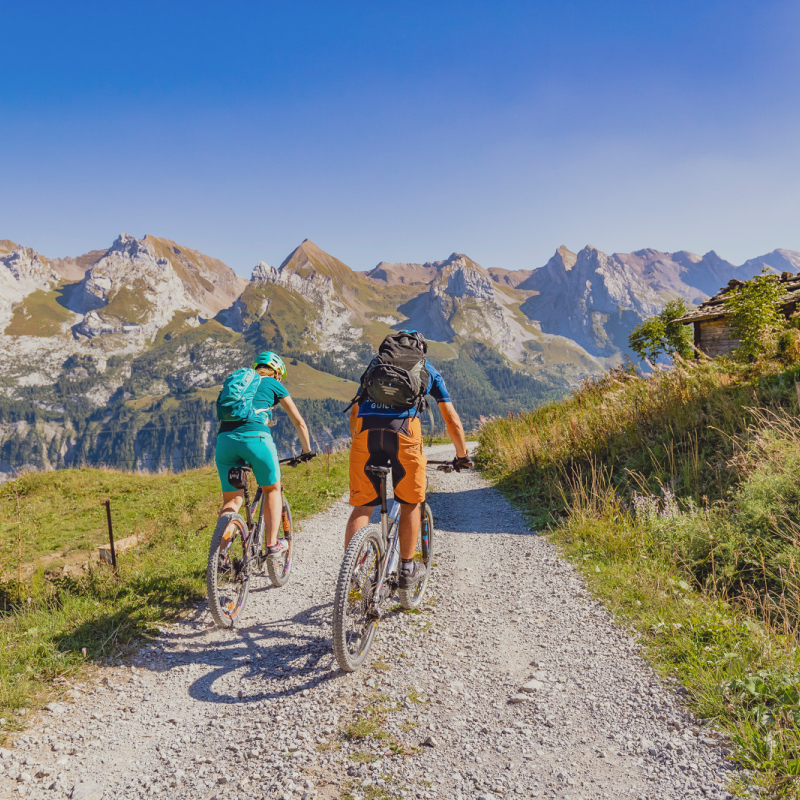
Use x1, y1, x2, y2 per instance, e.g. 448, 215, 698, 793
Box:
0, 454, 348, 741
478, 357, 800, 797
4, 287, 78, 337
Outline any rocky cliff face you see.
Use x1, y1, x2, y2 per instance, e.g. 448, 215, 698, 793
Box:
388, 253, 602, 372
517, 246, 753, 356
70, 234, 201, 340
739, 248, 800, 276
69, 234, 247, 340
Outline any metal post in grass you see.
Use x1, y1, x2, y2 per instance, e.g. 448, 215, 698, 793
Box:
326, 444, 330, 473
103, 500, 118, 576
14, 481, 21, 592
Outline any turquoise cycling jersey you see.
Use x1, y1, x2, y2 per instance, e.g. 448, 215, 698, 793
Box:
215, 375, 289, 490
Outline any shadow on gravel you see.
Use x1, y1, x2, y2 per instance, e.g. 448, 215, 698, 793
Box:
429, 486, 535, 535
143, 601, 341, 705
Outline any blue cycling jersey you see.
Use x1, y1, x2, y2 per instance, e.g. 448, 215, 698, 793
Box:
357, 362, 451, 419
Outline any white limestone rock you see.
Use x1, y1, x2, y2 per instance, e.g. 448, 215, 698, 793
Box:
0, 246, 60, 328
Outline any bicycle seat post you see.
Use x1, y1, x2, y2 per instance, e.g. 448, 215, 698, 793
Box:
379, 472, 388, 517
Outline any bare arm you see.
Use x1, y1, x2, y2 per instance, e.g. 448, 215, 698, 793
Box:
278, 396, 313, 453
439, 401, 468, 458
349, 404, 359, 439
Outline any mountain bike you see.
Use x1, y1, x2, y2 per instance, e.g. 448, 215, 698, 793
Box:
206, 454, 316, 629
331, 458, 457, 672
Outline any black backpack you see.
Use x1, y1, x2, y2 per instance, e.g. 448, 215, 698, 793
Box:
346, 332, 430, 412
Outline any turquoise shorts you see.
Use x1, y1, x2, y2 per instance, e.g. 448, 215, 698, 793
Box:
215, 430, 280, 491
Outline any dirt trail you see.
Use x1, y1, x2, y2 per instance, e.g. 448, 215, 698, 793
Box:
0, 445, 736, 800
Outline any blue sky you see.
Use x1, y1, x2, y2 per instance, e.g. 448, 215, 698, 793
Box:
2, 0, 799, 275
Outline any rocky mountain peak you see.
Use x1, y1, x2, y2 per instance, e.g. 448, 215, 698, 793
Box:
556, 245, 577, 269
517, 246, 577, 290
0, 245, 57, 285
444, 259, 495, 300
739, 248, 800, 276
276, 239, 359, 291
251, 252, 336, 307
251, 261, 276, 282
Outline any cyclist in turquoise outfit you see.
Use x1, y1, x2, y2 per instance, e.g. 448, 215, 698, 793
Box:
215, 351, 313, 556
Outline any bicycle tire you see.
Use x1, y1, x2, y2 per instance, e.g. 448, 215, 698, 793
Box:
267, 495, 293, 587
207, 512, 250, 629
398, 502, 434, 610
332, 525, 383, 672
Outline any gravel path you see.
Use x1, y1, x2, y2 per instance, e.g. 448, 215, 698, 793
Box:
0, 444, 737, 800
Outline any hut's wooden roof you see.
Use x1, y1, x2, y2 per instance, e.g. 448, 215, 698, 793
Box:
677, 271, 800, 324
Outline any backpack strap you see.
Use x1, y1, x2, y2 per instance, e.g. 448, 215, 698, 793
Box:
342, 385, 366, 414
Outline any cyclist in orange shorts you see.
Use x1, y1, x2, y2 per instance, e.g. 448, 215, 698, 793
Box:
346, 330, 472, 589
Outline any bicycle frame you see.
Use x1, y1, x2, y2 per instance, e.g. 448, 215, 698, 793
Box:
360, 458, 453, 618
233, 454, 303, 575
369, 469, 402, 616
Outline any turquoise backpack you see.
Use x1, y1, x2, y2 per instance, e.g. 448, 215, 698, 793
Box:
216, 368, 261, 422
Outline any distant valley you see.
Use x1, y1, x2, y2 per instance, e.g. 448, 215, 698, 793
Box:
1, 233, 796, 480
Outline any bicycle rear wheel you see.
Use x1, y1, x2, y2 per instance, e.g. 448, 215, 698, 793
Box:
267, 495, 293, 587
207, 512, 250, 629
398, 502, 434, 610
332, 525, 383, 672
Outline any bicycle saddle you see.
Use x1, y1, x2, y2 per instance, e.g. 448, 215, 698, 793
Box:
365, 465, 391, 476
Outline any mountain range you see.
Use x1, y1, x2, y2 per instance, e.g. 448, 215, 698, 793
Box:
1, 233, 796, 479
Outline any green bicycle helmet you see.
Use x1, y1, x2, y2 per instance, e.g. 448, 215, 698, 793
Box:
253, 351, 287, 379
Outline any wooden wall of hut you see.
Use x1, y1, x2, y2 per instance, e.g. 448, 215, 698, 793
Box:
695, 318, 740, 358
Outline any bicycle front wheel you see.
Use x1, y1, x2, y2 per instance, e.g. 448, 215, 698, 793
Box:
266, 495, 293, 587
207, 512, 250, 629
332, 525, 383, 672
398, 501, 434, 609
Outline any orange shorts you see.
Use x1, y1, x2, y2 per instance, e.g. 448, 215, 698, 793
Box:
349, 416, 427, 506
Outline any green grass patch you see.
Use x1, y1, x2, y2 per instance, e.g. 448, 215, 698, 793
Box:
343, 712, 386, 741
0, 453, 348, 741
348, 750, 380, 763
5, 288, 77, 337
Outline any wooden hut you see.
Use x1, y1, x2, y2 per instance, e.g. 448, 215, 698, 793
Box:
678, 272, 800, 357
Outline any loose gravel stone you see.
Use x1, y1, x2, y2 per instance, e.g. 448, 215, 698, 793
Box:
0, 444, 741, 799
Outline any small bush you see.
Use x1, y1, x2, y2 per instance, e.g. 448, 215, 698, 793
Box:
724, 270, 787, 361
628, 299, 694, 362
777, 329, 800, 366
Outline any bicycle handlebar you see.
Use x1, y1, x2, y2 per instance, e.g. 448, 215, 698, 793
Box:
279, 452, 317, 467
426, 458, 473, 473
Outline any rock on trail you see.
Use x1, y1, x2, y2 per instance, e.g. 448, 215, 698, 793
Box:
0, 445, 736, 799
